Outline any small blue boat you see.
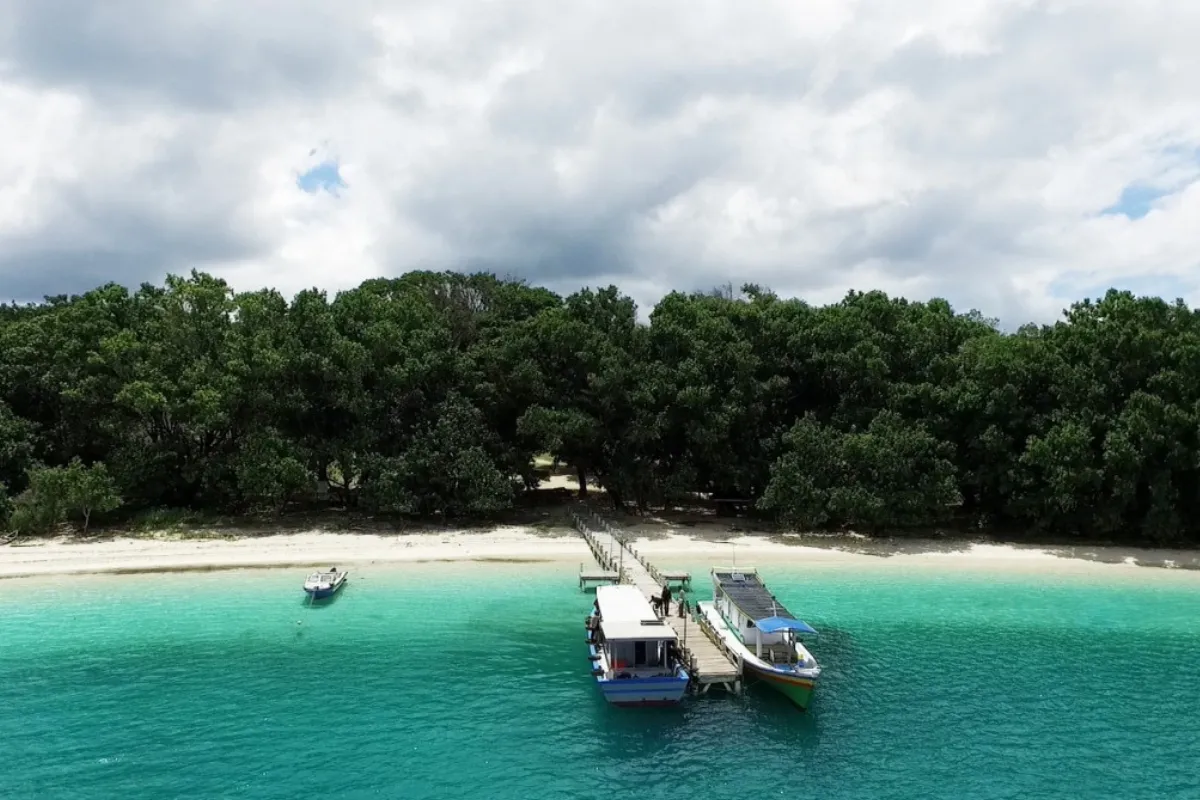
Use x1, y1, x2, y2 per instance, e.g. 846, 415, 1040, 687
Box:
585, 585, 690, 706
303, 567, 348, 600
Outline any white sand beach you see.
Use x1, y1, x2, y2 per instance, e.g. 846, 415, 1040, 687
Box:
3, 521, 1199, 581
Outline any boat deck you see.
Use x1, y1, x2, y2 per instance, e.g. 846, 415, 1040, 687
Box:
712, 570, 795, 620
662, 614, 741, 684
573, 507, 741, 689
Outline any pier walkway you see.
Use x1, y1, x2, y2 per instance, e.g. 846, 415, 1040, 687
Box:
571, 506, 742, 694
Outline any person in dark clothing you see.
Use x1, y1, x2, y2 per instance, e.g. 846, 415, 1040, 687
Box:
660, 584, 672, 615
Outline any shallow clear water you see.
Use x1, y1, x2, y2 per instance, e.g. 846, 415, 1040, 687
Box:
3, 562, 1199, 799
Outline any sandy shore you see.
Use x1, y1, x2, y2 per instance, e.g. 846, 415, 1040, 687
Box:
3, 522, 1200, 582
0, 526, 583, 579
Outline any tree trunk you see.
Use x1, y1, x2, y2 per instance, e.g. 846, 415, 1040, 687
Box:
314, 458, 331, 504
82, 508, 91, 532
576, 466, 588, 497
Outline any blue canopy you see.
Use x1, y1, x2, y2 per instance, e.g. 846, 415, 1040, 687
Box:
755, 616, 818, 635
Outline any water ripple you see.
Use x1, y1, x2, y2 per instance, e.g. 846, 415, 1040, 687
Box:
1, 568, 1198, 798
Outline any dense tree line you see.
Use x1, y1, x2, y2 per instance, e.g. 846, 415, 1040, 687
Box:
1, 270, 1198, 545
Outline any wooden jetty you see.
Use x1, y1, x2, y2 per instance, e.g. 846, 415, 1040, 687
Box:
571, 506, 741, 695
579, 567, 620, 590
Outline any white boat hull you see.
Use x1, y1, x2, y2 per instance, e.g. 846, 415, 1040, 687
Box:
698, 601, 820, 709
303, 571, 348, 599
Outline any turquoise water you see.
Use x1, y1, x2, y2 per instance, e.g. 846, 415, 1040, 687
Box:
3, 562, 1199, 799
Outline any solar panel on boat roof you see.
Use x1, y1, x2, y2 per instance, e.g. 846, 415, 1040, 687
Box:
713, 571, 797, 620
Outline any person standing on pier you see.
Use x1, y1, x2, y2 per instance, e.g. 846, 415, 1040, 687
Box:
660, 584, 672, 617
677, 589, 688, 618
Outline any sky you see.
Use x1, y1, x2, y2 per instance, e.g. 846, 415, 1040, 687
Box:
2, 0, 1199, 325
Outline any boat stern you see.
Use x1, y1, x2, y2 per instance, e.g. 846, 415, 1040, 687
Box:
598, 673, 690, 706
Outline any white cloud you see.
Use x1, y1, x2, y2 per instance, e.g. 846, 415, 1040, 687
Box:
2, 0, 1200, 323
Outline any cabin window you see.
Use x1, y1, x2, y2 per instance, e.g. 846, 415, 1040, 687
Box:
634, 640, 647, 665
611, 641, 635, 669
747, 619, 755, 628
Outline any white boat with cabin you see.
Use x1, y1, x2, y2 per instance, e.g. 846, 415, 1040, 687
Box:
698, 567, 821, 709
585, 584, 690, 706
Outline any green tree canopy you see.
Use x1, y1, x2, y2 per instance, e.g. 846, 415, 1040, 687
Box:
1, 273, 1197, 545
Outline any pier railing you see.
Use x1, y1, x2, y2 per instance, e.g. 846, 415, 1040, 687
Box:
573, 503, 693, 591
571, 507, 621, 573
694, 606, 744, 673
577, 504, 667, 584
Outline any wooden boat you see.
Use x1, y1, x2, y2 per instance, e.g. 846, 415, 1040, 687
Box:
698, 568, 821, 710
303, 567, 348, 600
585, 584, 690, 706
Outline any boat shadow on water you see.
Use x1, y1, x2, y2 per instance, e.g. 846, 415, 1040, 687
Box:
301, 584, 349, 609
738, 679, 824, 726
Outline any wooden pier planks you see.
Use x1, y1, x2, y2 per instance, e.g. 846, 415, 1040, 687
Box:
662, 615, 741, 684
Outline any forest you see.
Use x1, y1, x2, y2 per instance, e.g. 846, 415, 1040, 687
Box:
1, 269, 1198, 546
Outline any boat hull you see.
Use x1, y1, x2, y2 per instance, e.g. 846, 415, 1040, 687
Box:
745, 662, 816, 710
598, 674, 690, 706
586, 626, 689, 706
697, 601, 818, 710
304, 580, 346, 600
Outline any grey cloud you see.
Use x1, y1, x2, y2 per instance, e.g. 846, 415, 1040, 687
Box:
1, 248, 198, 304
2, 1, 1196, 325
844, 191, 1045, 272
815, 3, 1173, 163
0, 126, 265, 303
0, 0, 377, 109
0, 221, 251, 303
491, 60, 819, 141
398, 110, 739, 286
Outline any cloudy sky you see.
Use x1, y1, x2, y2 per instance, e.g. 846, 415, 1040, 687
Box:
2, 0, 1199, 324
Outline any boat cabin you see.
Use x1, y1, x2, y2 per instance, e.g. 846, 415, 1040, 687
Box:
594, 585, 679, 678
711, 569, 817, 665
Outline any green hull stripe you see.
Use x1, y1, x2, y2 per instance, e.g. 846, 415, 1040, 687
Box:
748, 664, 816, 709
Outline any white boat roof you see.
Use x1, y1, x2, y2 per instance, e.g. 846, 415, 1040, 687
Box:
596, 585, 677, 642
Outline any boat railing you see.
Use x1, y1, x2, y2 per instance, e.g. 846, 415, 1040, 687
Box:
695, 605, 742, 673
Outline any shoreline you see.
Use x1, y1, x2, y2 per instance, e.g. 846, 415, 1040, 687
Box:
3, 524, 1200, 583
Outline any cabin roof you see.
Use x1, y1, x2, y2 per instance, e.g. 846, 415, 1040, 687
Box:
756, 615, 818, 635
596, 584, 656, 621
596, 585, 678, 642
601, 619, 677, 642
713, 570, 799, 622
